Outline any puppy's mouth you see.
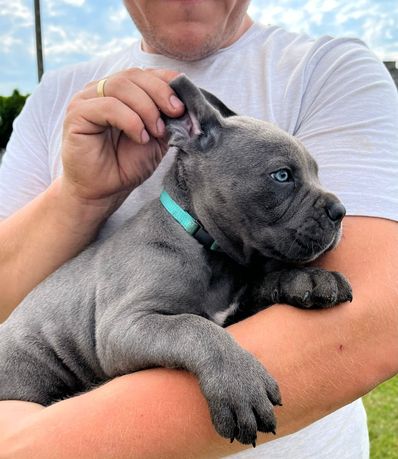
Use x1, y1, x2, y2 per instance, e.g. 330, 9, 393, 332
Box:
300, 232, 341, 263
285, 227, 342, 264
260, 224, 343, 266
325, 226, 343, 252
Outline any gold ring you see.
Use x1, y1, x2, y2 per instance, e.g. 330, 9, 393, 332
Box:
96, 78, 107, 97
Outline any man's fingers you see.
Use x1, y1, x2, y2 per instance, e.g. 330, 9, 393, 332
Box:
102, 77, 165, 138
65, 97, 148, 145
128, 69, 185, 117
74, 68, 184, 139
146, 68, 182, 83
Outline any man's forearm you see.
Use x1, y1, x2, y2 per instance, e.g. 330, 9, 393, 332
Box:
0, 178, 110, 321
1, 296, 396, 459
1, 217, 397, 458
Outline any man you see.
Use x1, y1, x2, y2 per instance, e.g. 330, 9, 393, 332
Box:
0, 1, 397, 457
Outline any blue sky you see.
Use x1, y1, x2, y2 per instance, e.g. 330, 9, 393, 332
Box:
0, 0, 397, 95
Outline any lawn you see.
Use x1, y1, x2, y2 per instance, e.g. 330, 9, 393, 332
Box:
363, 375, 398, 458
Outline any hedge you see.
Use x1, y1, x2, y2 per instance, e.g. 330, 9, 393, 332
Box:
0, 90, 28, 150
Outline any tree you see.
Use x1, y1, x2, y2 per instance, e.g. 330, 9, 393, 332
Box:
0, 91, 28, 150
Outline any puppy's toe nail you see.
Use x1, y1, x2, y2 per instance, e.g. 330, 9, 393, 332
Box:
252, 441, 256, 448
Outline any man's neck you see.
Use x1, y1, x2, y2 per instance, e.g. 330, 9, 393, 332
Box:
219, 14, 254, 49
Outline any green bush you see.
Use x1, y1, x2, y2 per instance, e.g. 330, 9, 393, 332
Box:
363, 375, 398, 458
0, 90, 28, 149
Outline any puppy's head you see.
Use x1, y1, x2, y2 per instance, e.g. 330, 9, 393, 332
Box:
164, 75, 345, 266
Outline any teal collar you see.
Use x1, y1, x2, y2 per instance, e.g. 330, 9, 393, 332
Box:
160, 190, 220, 251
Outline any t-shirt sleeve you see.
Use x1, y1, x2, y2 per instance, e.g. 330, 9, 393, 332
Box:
0, 73, 53, 219
294, 39, 398, 222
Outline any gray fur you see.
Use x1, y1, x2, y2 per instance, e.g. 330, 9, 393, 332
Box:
0, 76, 352, 446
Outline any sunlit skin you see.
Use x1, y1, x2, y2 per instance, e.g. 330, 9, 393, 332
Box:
123, 0, 253, 60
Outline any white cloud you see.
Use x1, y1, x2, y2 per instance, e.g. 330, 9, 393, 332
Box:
249, 0, 398, 60
63, 0, 86, 5
251, 3, 311, 35
46, 24, 68, 40
45, 0, 87, 18
108, 5, 129, 23
44, 28, 135, 62
0, 35, 25, 53
0, 0, 32, 24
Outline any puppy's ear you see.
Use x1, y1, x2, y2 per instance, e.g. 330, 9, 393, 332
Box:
164, 75, 236, 152
200, 88, 237, 119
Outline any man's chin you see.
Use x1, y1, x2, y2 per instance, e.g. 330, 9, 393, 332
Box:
143, 32, 222, 61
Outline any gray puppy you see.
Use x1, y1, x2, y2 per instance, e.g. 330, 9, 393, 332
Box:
0, 76, 352, 446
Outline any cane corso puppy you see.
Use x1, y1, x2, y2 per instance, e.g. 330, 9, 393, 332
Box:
0, 75, 352, 446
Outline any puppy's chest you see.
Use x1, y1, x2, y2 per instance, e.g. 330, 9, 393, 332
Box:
200, 258, 246, 327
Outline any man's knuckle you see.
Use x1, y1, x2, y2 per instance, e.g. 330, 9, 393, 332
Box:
65, 100, 80, 116
126, 67, 143, 80
150, 68, 179, 82
83, 81, 94, 90
121, 74, 133, 86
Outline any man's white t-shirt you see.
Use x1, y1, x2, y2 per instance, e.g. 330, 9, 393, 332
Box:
1, 23, 397, 458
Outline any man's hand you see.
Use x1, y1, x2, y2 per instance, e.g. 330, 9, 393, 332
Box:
0, 68, 185, 317
61, 68, 185, 216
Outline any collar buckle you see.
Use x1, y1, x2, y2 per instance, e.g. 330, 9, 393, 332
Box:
160, 190, 221, 252
192, 225, 219, 251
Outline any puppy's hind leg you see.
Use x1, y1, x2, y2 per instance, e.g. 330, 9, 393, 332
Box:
0, 336, 87, 406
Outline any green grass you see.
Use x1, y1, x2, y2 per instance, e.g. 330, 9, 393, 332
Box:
363, 375, 398, 458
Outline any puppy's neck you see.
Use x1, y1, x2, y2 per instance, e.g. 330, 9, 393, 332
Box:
162, 150, 198, 219
162, 150, 251, 266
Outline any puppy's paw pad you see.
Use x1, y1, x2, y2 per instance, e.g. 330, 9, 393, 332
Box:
278, 268, 353, 309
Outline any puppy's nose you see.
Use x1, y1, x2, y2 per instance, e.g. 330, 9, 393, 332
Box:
325, 202, 346, 222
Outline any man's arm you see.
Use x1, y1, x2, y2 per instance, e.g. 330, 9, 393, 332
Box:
0, 68, 184, 321
0, 178, 113, 322
1, 216, 397, 458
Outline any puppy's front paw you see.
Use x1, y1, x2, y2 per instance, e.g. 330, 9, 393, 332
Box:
271, 268, 352, 309
200, 351, 281, 445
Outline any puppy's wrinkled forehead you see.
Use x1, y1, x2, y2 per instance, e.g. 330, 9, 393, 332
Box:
224, 116, 318, 176
166, 74, 318, 181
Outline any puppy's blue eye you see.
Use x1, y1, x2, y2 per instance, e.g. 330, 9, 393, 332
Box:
271, 169, 291, 183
